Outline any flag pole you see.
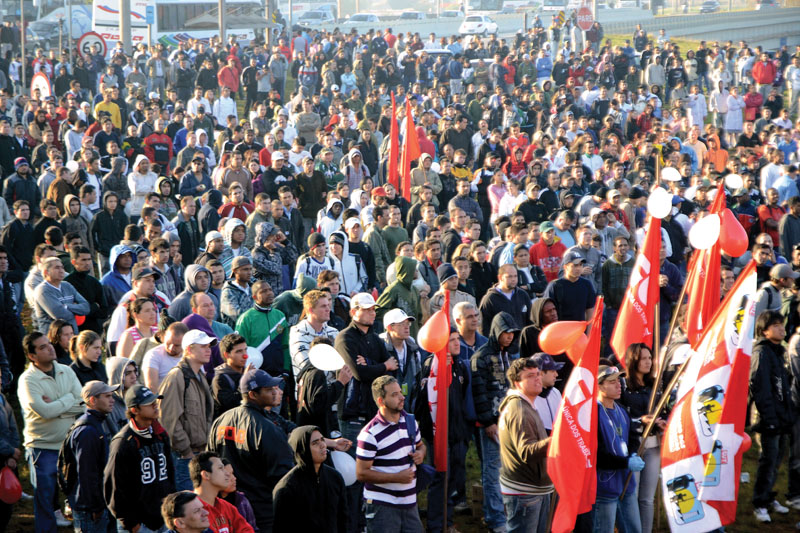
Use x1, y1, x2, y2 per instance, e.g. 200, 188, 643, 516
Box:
441, 290, 451, 529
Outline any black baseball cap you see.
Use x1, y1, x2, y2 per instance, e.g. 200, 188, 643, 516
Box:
125, 384, 162, 408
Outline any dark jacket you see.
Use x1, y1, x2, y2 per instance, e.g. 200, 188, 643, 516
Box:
69, 359, 109, 386
0, 218, 34, 270
68, 409, 111, 512
519, 297, 556, 359
417, 354, 471, 444
272, 425, 347, 532
479, 285, 531, 338
3, 171, 41, 217
211, 363, 243, 418
334, 320, 392, 421
198, 189, 223, 235
750, 338, 795, 432
469, 260, 497, 303
104, 420, 175, 531
65, 269, 109, 334
471, 312, 520, 428
296, 366, 346, 438
90, 191, 129, 257
174, 212, 202, 268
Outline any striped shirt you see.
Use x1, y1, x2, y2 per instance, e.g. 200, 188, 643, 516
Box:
356, 411, 421, 508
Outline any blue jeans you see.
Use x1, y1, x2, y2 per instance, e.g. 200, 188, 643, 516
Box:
172, 452, 193, 491
503, 493, 550, 533
26, 448, 59, 533
364, 502, 423, 533
340, 418, 366, 533
594, 490, 641, 533
73, 509, 108, 533
479, 427, 506, 529
117, 521, 167, 533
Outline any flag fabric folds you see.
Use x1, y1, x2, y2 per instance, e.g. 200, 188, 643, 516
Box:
387, 93, 400, 193
660, 261, 756, 532
548, 296, 604, 533
610, 216, 661, 366
427, 291, 451, 471
400, 99, 421, 201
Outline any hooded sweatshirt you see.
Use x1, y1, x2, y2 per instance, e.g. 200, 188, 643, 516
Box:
471, 312, 520, 428
169, 264, 220, 322
376, 256, 422, 337
343, 148, 370, 191
327, 230, 367, 296
126, 154, 158, 217
105, 356, 135, 436
273, 425, 347, 532
274, 272, 316, 328
251, 222, 284, 295
318, 198, 344, 240
218, 218, 253, 278
101, 157, 131, 206
60, 193, 91, 250
198, 189, 223, 235
100, 244, 135, 305
90, 191, 129, 257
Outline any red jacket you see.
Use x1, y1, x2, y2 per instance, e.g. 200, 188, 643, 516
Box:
218, 66, 240, 93
200, 496, 255, 533
218, 201, 255, 222
752, 60, 777, 85
143, 132, 174, 169
529, 238, 567, 282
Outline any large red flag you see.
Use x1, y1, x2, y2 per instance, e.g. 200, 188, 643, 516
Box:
609, 216, 661, 366
684, 183, 726, 347
427, 291, 451, 471
387, 93, 400, 192
548, 296, 604, 533
660, 261, 756, 532
400, 99, 421, 201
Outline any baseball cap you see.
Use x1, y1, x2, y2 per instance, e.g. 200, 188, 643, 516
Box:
81, 380, 120, 403
697, 178, 713, 190
148, 91, 160, 99
132, 265, 162, 281
671, 195, 683, 205
331, 84, 340, 92
205, 231, 223, 245
65, 160, 80, 174
272, 151, 285, 161
598, 365, 626, 384
732, 187, 749, 197
239, 368, 283, 393
563, 250, 587, 265
371, 187, 387, 197
351, 292, 377, 309
607, 189, 621, 200
344, 217, 361, 231
231, 256, 252, 271
125, 384, 162, 408
181, 329, 219, 350
383, 308, 416, 330
589, 207, 607, 219
531, 353, 565, 372
540, 221, 555, 233
771, 263, 800, 280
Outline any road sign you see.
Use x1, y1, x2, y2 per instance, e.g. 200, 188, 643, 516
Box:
577, 5, 593, 31
146, 5, 155, 24
77, 31, 107, 60
30, 72, 52, 99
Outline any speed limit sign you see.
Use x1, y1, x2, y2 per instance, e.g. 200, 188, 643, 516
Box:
77, 31, 107, 60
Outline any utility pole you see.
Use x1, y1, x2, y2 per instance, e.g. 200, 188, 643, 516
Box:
120, 0, 132, 54
219, 0, 226, 45
20, 0, 26, 96
67, 0, 74, 65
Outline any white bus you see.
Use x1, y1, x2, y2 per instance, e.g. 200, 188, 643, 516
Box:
92, 0, 268, 47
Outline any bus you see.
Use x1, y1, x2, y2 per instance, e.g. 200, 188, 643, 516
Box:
92, 0, 269, 48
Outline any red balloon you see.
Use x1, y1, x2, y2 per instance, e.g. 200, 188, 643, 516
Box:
719, 209, 748, 257
75, 315, 86, 326
0, 466, 21, 504
418, 310, 450, 353
539, 321, 587, 355
742, 432, 752, 453
566, 333, 589, 363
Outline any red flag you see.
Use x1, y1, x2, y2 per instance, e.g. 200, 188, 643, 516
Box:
400, 99, 421, 202
609, 216, 661, 366
548, 296, 604, 533
660, 261, 756, 532
684, 183, 726, 347
427, 291, 451, 471
387, 93, 400, 192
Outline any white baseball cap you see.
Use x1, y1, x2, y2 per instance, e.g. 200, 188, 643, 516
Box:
181, 329, 219, 350
272, 152, 285, 161
383, 308, 416, 330
351, 293, 376, 309
344, 217, 361, 231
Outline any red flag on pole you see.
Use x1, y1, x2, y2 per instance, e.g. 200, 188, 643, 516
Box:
427, 291, 451, 471
609, 216, 661, 366
684, 183, 726, 347
387, 93, 400, 192
400, 99, 421, 202
547, 296, 604, 533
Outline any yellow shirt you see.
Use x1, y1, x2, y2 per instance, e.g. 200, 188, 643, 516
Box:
94, 100, 122, 130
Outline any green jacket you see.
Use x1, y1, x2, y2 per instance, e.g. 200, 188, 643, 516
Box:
376, 256, 422, 337
363, 224, 391, 286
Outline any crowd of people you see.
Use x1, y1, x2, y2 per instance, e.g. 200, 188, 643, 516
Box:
0, 8, 798, 533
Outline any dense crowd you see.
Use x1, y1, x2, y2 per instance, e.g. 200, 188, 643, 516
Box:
0, 10, 798, 533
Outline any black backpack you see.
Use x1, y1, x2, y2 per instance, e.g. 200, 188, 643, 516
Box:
57, 417, 92, 494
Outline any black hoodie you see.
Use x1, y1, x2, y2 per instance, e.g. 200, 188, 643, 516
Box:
90, 191, 130, 257
198, 189, 223, 235
272, 425, 347, 532
471, 312, 520, 428
65, 266, 109, 335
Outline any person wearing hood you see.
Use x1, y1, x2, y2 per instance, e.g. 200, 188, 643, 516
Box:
410, 153, 443, 207
198, 189, 224, 236
520, 296, 561, 364
471, 311, 521, 533
195, 129, 217, 169
126, 154, 157, 219
104, 356, 138, 436
100, 244, 135, 306
273, 425, 347, 532
182, 292, 229, 379
479, 264, 532, 340
327, 230, 367, 297
60, 194, 91, 251
168, 263, 216, 320
65, 246, 110, 335
155, 176, 179, 220
101, 156, 131, 210
251, 222, 285, 296
274, 272, 317, 330
217, 218, 253, 279
196, 231, 225, 267
343, 148, 370, 192
318, 198, 344, 240
90, 191, 129, 274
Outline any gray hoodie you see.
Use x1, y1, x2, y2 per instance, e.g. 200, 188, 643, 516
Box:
168, 264, 219, 322
105, 356, 136, 435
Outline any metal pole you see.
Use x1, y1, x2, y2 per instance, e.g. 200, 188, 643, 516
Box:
288, 0, 293, 38
21, 0, 26, 97
67, 0, 73, 66
218, 0, 226, 45
120, 0, 132, 54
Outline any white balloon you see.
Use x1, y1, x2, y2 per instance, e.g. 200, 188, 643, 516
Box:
724, 173, 743, 190
430, 162, 441, 174
688, 213, 721, 250
331, 451, 357, 486
661, 167, 682, 182
245, 347, 263, 371
308, 343, 345, 371
647, 188, 672, 219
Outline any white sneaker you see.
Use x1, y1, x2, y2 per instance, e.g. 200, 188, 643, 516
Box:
772, 500, 790, 514
19, 491, 32, 501
754, 508, 772, 522
787, 497, 800, 510
54, 510, 71, 527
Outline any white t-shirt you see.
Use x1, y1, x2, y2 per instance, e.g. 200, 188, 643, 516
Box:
141, 345, 182, 381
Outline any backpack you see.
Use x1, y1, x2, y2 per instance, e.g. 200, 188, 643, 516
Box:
57, 417, 92, 494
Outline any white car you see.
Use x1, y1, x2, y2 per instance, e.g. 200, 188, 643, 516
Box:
342, 13, 381, 24
297, 10, 336, 25
399, 10, 426, 19
458, 15, 499, 35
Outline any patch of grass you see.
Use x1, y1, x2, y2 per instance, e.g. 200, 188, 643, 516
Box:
604, 33, 703, 53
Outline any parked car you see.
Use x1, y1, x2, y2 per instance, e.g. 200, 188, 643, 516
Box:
399, 10, 426, 19
616, 0, 638, 7
440, 10, 464, 17
342, 13, 381, 24
699, 0, 720, 12
458, 14, 499, 35
297, 9, 336, 25
755, 0, 779, 8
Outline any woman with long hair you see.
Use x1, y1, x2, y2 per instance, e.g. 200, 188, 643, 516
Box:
619, 342, 666, 533
116, 298, 159, 360
48, 319, 75, 366
69, 330, 107, 386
